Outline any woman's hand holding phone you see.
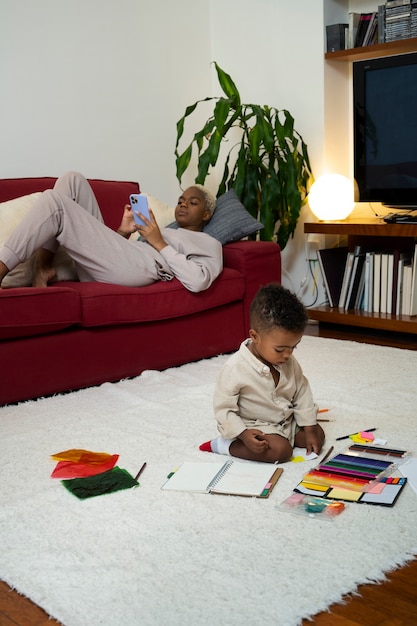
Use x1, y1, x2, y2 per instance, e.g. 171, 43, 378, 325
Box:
128, 195, 168, 252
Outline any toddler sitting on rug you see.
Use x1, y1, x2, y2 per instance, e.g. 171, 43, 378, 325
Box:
200, 283, 324, 463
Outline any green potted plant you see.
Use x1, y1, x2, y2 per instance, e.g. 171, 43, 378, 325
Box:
175, 63, 314, 250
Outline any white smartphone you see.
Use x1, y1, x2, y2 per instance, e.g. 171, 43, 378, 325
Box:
129, 193, 150, 226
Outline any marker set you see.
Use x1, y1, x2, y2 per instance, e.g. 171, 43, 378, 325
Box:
348, 443, 408, 458
294, 444, 409, 507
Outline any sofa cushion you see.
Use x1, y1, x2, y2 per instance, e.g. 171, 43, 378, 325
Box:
204, 189, 264, 244
142, 193, 175, 228
61, 268, 245, 327
0, 192, 42, 226
0, 286, 81, 340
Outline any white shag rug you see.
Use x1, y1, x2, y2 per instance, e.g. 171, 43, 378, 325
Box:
1, 335, 417, 626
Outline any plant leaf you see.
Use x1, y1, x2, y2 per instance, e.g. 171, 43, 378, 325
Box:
218, 152, 232, 197
213, 62, 241, 107
213, 98, 232, 133
195, 131, 220, 184
175, 97, 216, 148
175, 145, 193, 183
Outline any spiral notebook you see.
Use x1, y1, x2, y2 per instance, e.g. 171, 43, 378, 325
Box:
161, 460, 283, 498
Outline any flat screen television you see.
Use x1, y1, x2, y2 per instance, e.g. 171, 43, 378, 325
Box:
353, 52, 417, 208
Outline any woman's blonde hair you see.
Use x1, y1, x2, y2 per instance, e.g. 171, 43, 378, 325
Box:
193, 184, 216, 216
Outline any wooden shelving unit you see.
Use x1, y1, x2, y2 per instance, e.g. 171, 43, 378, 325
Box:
319, 25, 417, 334
304, 219, 417, 334
325, 36, 417, 62
305, 218, 417, 239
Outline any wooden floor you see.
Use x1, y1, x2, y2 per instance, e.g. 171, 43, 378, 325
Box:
1, 322, 416, 626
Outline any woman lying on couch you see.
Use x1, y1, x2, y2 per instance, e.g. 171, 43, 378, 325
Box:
0, 171, 222, 293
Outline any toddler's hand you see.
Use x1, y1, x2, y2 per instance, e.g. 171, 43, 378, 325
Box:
239, 429, 269, 453
304, 424, 323, 455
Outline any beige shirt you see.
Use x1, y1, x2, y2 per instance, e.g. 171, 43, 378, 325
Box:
213, 340, 318, 444
143, 228, 223, 293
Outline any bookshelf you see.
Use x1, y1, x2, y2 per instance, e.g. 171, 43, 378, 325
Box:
325, 36, 417, 62
304, 219, 417, 334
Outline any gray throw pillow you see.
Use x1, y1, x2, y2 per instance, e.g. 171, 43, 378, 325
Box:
167, 189, 264, 245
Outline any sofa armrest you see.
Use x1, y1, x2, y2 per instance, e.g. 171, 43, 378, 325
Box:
223, 240, 281, 329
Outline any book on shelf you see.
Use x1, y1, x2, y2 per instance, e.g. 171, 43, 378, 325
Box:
348, 12, 361, 47
161, 460, 283, 498
378, 251, 394, 315
386, 252, 394, 314
316, 246, 348, 307
362, 12, 379, 46
378, 4, 386, 43
379, 252, 390, 314
373, 252, 382, 314
338, 251, 355, 308
402, 262, 413, 315
344, 246, 366, 311
396, 254, 407, 315
409, 243, 417, 315
354, 263, 366, 310
355, 12, 375, 47
391, 249, 401, 314
363, 251, 374, 313
393, 248, 413, 315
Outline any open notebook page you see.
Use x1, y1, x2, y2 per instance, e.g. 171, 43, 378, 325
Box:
161, 461, 226, 493
210, 461, 278, 496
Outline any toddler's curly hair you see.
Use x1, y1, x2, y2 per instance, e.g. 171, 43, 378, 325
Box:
250, 283, 308, 334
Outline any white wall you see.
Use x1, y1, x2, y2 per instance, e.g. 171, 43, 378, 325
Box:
0, 0, 212, 202
1, 0, 332, 305
209, 0, 327, 302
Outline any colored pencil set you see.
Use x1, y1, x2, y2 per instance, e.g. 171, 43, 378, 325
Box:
294, 444, 409, 507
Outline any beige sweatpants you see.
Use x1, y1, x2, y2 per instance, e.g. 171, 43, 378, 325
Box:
0, 171, 162, 286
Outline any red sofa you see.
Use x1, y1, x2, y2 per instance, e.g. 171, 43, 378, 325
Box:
0, 177, 281, 405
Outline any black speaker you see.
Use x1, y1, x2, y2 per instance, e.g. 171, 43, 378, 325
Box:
326, 23, 348, 52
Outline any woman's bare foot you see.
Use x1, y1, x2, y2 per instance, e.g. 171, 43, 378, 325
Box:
32, 265, 57, 287
32, 249, 57, 287
0, 260, 9, 288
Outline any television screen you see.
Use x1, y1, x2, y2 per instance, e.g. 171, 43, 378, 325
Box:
353, 52, 417, 208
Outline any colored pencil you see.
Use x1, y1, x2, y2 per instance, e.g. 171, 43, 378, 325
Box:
134, 462, 147, 481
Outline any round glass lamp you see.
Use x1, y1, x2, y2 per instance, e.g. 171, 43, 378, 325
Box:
308, 174, 355, 221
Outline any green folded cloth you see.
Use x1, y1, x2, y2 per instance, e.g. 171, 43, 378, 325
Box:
61, 466, 138, 499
